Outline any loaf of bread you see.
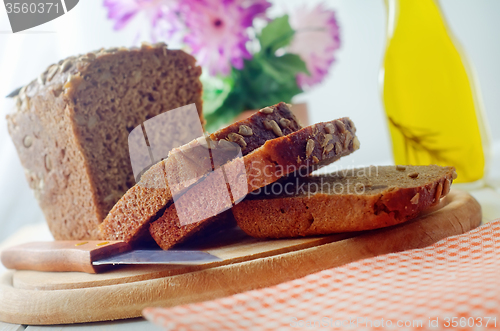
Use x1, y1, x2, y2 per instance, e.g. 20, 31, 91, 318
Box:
232, 165, 457, 238
6, 44, 203, 240
99, 102, 302, 243
150, 118, 360, 249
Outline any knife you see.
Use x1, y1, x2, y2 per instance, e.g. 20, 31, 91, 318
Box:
1, 241, 222, 274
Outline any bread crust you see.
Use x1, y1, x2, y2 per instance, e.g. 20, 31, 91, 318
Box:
233, 165, 458, 238
100, 103, 302, 242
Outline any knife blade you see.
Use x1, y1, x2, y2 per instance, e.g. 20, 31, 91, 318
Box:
1, 240, 222, 274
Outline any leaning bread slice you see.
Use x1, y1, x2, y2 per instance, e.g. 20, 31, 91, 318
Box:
150, 118, 359, 249
99, 102, 302, 242
232, 165, 457, 238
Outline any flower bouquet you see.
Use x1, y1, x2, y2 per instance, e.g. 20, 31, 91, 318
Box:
104, 0, 341, 131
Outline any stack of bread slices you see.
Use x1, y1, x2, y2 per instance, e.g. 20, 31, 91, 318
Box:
7, 45, 457, 248
100, 101, 455, 249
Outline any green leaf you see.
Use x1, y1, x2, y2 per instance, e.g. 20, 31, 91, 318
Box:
204, 88, 245, 132
258, 15, 295, 55
258, 59, 294, 85
202, 74, 234, 115
203, 49, 308, 131
266, 53, 309, 76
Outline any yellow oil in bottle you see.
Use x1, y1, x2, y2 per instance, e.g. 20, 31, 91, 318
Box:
382, 0, 490, 183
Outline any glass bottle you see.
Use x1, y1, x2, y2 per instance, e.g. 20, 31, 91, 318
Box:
381, 0, 491, 183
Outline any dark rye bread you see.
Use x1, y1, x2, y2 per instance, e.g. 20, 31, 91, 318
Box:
6, 43, 203, 240
99, 102, 302, 243
150, 118, 360, 250
232, 165, 457, 238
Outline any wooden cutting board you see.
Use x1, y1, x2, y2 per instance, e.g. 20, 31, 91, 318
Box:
0, 190, 481, 325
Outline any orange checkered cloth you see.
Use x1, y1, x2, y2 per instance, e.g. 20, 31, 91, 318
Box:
143, 220, 500, 330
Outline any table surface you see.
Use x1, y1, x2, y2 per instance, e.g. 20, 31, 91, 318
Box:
1, 185, 500, 330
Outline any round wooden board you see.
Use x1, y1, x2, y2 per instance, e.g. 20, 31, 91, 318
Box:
0, 190, 481, 325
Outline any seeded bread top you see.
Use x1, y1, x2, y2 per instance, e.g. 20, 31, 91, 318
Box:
210, 102, 302, 153
9, 42, 180, 111
138, 102, 303, 193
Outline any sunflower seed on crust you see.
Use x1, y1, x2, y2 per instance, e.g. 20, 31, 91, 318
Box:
37, 74, 46, 86
325, 123, 335, 134
238, 125, 253, 136
410, 193, 420, 204
227, 132, 244, 141
442, 178, 451, 196
320, 133, 333, 147
86, 53, 96, 61
268, 120, 283, 137
279, 118, 291, 128
80, 53, 95, 62
227, 133, 247, 148
60, 60, 73, 73
346, 118, 356, 132
343, 131, 352, 149
323, 143, 334, 154
334, 119, 346, 133
46, 65, 59, 82
306, 139, 315, 158
259, 107, 273, 114
263, 120, 272, 130
352, 136, 360, 150
23, 135, 33, 148
45, 155, 52, 171
312, 156, 319, 164
408, 172, 419, 179
435, 182, 443, 202
396, 165, 406, 171
334, 142, 341, 154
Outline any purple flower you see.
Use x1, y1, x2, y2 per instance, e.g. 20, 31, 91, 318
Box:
103, 0, 181, 42
181, 0, 271, 76
288, 3, 341, 89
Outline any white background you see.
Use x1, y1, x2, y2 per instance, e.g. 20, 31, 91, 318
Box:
0, 0, 498, 241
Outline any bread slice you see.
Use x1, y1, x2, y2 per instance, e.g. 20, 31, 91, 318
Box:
6, 44, 203, 240
150, 118, 360, 249
232, 165, 458, 238
99, 102, 302, 243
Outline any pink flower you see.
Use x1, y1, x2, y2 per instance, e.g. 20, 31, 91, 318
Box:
181, 0, 270, 76
288, 3, 341, 89
103, 0, 181, 42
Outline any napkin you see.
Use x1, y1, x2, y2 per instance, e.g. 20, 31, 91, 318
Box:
144, 220, 500, 330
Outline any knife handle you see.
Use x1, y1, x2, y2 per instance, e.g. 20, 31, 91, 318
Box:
1, 241, 131, 273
